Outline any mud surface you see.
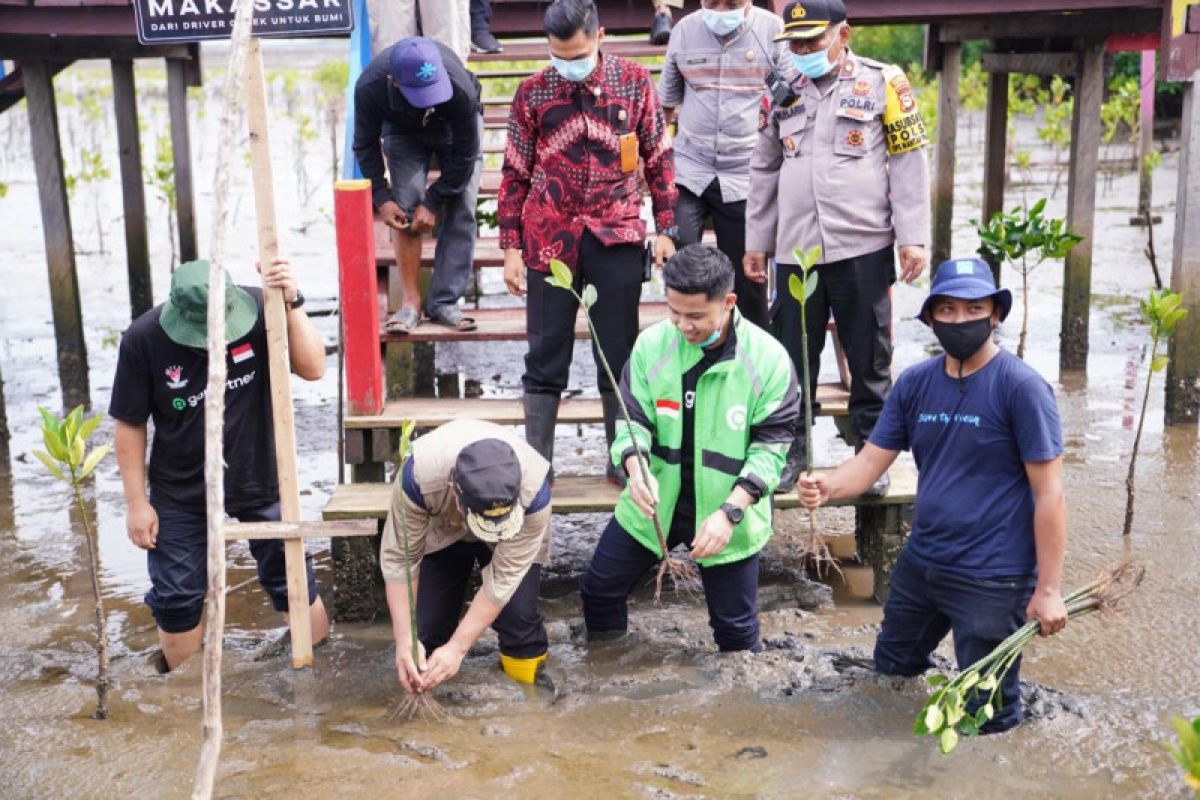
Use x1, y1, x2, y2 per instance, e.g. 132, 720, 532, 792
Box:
0, 43, 1197, 798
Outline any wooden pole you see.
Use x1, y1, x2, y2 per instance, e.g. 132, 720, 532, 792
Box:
243, 38, 313, 668
167, 57, 198, 264
981, 66, 1009, 284
111, 58, 153, 318
23, 59, 90, 410
1165, 73, 1200, 424
932, 41, 961, 270
1136, 49, 1156, 220
1060, 38, 1105, 372
192, 4, 255, 799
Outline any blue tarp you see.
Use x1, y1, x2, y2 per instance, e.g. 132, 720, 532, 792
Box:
340, 0, 370, 180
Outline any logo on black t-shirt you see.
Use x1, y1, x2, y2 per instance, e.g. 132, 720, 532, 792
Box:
231, 343, 255, 364
165, 365, 188, 389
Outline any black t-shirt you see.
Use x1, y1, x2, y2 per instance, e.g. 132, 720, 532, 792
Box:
675, 327, 737, 526
108, 287, 279, 513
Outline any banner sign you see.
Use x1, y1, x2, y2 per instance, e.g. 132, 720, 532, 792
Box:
133, 0, 354, 44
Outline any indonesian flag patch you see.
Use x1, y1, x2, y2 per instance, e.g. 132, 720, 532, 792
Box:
230, 343, 254, 364
655, 399, 681, 419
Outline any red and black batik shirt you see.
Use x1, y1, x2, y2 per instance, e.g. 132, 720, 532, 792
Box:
498, 52, 678, 273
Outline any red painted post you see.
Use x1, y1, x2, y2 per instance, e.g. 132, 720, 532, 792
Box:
335, 179, 384, 416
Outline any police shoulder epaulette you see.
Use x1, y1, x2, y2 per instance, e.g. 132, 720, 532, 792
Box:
857, 56, 888, 71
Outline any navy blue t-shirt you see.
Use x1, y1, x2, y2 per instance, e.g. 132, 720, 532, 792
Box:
868, 350, 1063, 576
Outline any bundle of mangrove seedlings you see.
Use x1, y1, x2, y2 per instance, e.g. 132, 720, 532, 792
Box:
915, 561, 1145, 754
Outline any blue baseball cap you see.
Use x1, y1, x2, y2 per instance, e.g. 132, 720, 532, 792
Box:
918, 257, 1013, 325
389, 37, 452, 108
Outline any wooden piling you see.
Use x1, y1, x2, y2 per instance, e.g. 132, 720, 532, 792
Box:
23, 59, 89, 410
111, 59, 153, 318
1166, 75, 1200, 424
982, 66, 1008, 283
1060, 38, 1105, 372
167, 57, 198, 264
933, 41, 961, 269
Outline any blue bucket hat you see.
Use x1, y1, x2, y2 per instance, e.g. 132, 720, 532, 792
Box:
389, 37, 452, 108
918, 257, 1013, 325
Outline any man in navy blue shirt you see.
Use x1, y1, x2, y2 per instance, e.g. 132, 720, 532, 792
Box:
798, 257, 1067, 733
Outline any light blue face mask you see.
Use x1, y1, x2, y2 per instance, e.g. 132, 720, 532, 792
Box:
697, 310, 730, 348
702, 8, 745, 37
550, 53, 597, 82
792, 47, 835, 79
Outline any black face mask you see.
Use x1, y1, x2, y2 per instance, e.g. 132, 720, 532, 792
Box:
932, 317, 994, 362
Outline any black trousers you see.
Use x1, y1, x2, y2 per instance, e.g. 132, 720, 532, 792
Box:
771, 244, 895, 443
416, 541, 548, 659
675, 179, 768, 329
580, 515, 762, 652
522, 230, 644, 395
469, 0, 490, 33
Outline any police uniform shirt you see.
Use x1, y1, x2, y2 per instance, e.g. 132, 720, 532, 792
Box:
746, 48, 931, 265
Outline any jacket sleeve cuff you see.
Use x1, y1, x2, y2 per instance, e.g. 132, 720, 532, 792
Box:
654, 209, 675, 231
735, 475, 766, 503
372, 186, 393, 209
619, 446, 650, 473
745, 232, 776, 253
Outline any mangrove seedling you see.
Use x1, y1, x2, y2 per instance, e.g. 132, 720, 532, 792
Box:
544, 258, 700, 600
390, 420, 450, 723
787, 246, 840, 579
1168, 715, 1200, 796
915, 562, 1144, 754
34, 405, 112, 720
1124, 289, 1187, 544
975, 198, 1082, 359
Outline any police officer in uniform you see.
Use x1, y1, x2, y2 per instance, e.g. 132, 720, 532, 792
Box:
744, 0, 930, 493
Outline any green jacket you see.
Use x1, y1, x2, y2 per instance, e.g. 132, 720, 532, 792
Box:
611, 310, 799, 566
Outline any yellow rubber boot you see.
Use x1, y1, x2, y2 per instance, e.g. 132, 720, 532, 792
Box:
499, 652, 547, 684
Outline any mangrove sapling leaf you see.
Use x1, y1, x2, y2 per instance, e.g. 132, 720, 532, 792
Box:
1167, 716, 1200, 794
391, 419, 449, 723
543, 259, 699, 600
915, 563, 1144, 755
975, 202, 1081, 359
787, 248, 841, 580
35, 406, 112, 720
1124, 289, 1188, 543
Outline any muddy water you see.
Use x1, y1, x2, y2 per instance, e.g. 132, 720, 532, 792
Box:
0, 43, 1197, 798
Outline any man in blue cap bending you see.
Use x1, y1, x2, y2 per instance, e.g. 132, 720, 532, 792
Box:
353, 36, 484, 334
798, 258, 1068, 733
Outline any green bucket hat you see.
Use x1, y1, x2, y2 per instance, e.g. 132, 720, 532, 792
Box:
159, 259, 258, 349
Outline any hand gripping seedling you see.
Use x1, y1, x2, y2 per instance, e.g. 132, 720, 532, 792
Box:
390, 420, 450, 723
786, 246, 841, 579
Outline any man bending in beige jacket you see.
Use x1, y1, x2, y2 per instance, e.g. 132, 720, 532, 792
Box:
380, 419, 553, 691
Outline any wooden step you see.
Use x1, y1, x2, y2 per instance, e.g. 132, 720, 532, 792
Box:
323, 465, 918, 521
346, 383, 851, 430
468, 38, 666, 65
476, 62, 662, 80
380, 302, 671, 343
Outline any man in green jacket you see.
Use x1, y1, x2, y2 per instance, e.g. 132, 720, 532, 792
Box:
580, 244, 800, 651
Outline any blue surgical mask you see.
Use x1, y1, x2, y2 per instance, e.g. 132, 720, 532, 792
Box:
697, 319, 724, 349
792, 48, 834, 79
550, 54, 597, 82
702, 8, 745, 37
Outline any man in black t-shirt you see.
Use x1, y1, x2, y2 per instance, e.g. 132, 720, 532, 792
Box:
109, 258, 329, 672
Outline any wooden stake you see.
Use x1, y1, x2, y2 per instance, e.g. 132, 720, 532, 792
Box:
192, 1, 255, 797
243, 38, 313, 669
